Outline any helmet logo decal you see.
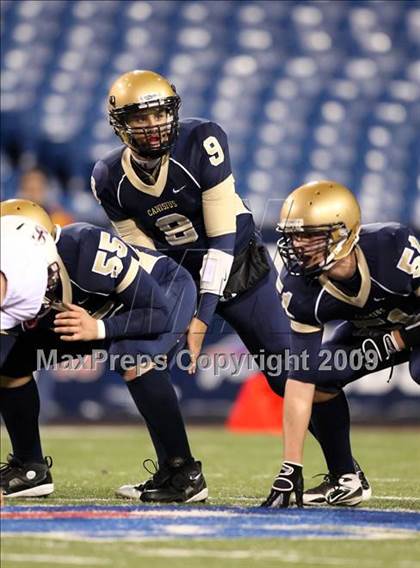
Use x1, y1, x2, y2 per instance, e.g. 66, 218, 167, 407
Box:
140, 92, 160, 102
281, 218, 304, 230
34, 225, 47, 243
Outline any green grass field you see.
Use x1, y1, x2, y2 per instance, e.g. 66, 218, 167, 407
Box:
1, 425, 419, 568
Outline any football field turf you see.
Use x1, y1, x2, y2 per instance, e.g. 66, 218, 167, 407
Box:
1, 425, 419, 568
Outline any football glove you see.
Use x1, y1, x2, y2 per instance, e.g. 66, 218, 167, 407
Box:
360, 330, 400, 363
261, 461, 304, 508
400, 320, 420, 350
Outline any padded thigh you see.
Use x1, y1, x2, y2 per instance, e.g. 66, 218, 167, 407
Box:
217, 254, 290, 396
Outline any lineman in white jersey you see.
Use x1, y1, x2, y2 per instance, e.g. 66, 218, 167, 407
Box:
0, 214, 59, 334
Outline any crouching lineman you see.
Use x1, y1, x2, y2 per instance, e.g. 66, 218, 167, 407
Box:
1, 212, 61, 501
0, 214, 58, 334
91, 70, 371, 502
262, 180, 419, 508
0, 199, 207, 503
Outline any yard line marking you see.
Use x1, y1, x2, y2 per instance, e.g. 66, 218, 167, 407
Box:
371, 479, 416, 483
3, 494, 420, 507
1, 554, 110, 565
131, 548, 367, 564
374, 496, 420, 502
128, 548, 420, 566
1, 547, 414, 566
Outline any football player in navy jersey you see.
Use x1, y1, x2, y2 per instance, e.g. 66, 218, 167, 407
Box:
91, 69, 267, 369
0, 199, 207, 503
262, 181, 419, 508
92, 70, 371, 504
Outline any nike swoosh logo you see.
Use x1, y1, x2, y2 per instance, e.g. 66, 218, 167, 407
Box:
373, 297, 386, 302
173, 185, 187, 194
189, 473, 202, 481
328, 488, 352, 500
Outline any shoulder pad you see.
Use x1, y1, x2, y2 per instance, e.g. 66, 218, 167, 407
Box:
97, 145, 125, 168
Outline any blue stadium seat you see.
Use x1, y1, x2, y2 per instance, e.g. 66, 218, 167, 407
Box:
1, 1, 419, 226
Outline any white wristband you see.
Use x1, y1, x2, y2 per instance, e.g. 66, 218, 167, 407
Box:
96, 320, 106, 340
199, 248, 234, 296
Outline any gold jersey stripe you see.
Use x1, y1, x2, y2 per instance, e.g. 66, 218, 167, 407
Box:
113, 219, 156, 250
115, 256, 140, 294
56, 255, 72, 306
202, 174, 237, 237
114, 246, 163, 294
291, 320, 322, 333
233, 192, 251, 216
318, 246, 371, 308
135, 250, 162, 275
121, 148, 169, 197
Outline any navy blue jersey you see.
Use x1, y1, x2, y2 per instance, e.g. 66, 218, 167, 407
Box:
91, 118, 256, 325
0, 223, 197, 375
51, 223, 195, 340
278, 223, 420, 380
91, 118, 253, 271
91, 118, 256, 329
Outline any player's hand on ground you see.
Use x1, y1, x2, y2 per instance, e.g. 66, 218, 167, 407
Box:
261, 462, 304, 508
186, 317, 208, 374
54, 304, 99, 341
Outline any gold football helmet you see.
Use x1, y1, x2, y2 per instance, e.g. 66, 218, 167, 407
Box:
0, 198, 56, 237
1, 199, 63, 320
108, 69, 181, 158
277, 180, 361, 277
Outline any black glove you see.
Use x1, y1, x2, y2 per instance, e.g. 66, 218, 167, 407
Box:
360, 330, 400, 363
400, 321, 420, 350
261, 461, 304, 508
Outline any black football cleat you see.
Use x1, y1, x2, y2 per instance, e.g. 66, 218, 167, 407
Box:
140, 458, 208, 504
115, 459, 171, 500
303, 472, 364, 507
0, 454, 54, 498
325, 473, 364, 506
353, 459, 372, 501
302, 473, 339, 506
303, 459, 371, 506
